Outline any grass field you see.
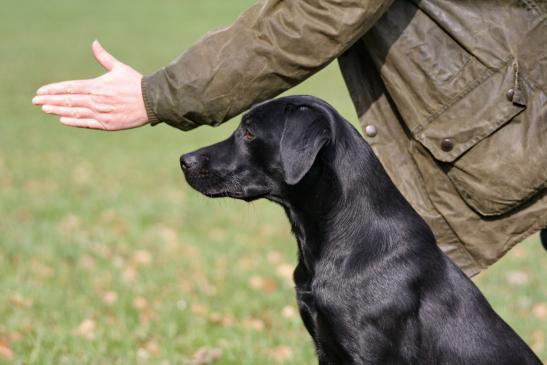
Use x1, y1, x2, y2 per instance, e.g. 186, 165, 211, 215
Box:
0, 0, 545, 364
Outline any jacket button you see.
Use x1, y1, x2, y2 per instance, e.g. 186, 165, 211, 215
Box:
441, 138, 454, 152
506, 88, 515, 102
365, 125, 377, 137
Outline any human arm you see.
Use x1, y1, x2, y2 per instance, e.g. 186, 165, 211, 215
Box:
144, 0, 393, 130
32, 0, 393, 131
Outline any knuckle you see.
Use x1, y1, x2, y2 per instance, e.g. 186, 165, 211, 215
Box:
46, 106, 57, 114
97, 103, 114, 113
89, 81, 103, 96
79, 108, 88, 118
90, 95, 107, 109
90, 94, 101, 105
97, 114, 111, 124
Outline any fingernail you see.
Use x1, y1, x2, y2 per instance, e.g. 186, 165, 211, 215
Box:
37, 87, 47, 95
42, 105, 50, 113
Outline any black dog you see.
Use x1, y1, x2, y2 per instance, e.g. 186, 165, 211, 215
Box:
181, 96, 541, 364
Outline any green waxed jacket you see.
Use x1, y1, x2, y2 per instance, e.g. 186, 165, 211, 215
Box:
142, 0, 547, 276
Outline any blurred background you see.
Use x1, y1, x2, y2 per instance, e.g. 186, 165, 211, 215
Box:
0, 0, 545, 364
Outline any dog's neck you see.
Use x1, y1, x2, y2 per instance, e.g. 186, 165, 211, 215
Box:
280, 134, 435, 273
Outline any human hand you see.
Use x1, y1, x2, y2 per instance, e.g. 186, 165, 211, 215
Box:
32, 40, 149, 130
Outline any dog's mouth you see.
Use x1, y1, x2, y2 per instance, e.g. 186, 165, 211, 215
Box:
183, 170, 270, 201
205, 190, 270, 201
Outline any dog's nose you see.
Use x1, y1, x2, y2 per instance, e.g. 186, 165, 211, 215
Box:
180, 153, 199, 171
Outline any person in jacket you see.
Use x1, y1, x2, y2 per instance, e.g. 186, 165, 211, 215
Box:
32, 0, 546, 276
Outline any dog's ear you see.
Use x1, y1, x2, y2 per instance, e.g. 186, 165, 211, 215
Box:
280, 104, 330, 185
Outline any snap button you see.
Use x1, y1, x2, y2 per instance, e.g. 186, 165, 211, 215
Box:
506, 88, 515, 102
440, 138, 454, 152
365, 125, 377, 137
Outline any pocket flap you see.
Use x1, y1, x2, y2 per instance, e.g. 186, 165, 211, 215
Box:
414, 61, 526, 163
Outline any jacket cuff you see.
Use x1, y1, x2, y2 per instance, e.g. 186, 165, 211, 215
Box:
141, 71, 200, 131
141, 75, 161, 126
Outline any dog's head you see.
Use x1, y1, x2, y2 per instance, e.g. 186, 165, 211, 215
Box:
181, 96, 337, 202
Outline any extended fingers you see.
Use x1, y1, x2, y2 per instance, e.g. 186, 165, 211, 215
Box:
42, 105, 95, 119
33, 94, 88, 108
36, 80, 93, 95
59, 117, 108, 130
32, 94, 115, 113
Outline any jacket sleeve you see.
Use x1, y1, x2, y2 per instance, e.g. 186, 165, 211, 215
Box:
142, 0, 393, 130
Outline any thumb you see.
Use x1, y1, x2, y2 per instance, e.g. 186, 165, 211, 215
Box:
92, 40, 120, 71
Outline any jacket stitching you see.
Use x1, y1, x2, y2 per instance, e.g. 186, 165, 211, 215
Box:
449, 170, 546, 217
413, 65, 497, 136
413, 55, 514, 138
417, 102, 524, 163
407, 141, 481, 273
518, 0, 546, 18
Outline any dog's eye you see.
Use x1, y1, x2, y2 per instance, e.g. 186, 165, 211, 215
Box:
243, 129, 255, 141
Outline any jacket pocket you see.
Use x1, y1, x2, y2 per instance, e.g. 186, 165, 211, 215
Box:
414, 61, 547, 216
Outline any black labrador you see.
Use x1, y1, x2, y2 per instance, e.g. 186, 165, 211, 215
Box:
181, 96, 541, 364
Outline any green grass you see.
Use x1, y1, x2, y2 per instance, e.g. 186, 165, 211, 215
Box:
0, 0, 545, 363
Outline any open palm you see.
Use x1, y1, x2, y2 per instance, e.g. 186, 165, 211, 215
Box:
32, 40, 149, 130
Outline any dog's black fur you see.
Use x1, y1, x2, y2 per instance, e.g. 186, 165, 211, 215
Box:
181, 96, 541, 365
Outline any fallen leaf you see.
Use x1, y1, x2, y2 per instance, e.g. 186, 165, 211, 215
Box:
99, 209, 118, 223
281, 305, 297, 318
243, 318, 265, 331
208, 312, 235, 327
267, 250, 283, 264
188, 347, 222, 365
191, 304, 208, 317
139, 310, 157, 324
122, 267, 137, 283
532, 303, 546, 320
276, 264, 293, 284
132, 250, 152, 266
102, 291, 118, 305
270, 345, 293, 363
506, 271, 529, 286
0, 339, 14, 359
133, 297, 149, 311
77, 319, 97, 340
136, 347, 150, 361
9, 332, 22, 342
11, 293, 32, 308
249, 275, 277, 292
510, 246, 526, 259
144, 340, 161, 355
